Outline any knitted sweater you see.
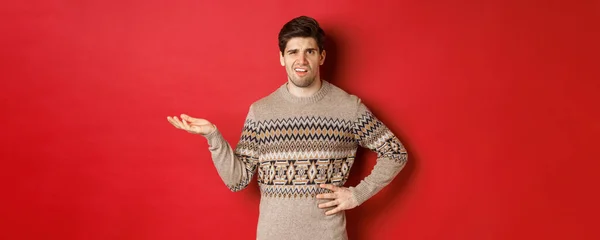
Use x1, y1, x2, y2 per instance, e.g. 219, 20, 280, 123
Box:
203, 81, 407, 240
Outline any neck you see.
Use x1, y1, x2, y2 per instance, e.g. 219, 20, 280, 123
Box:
287, 78, 323, 98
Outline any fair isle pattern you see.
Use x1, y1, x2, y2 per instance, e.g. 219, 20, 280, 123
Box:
254, 117, 357, 196
256, 116, 356, 161
260, 185, 335, 198
354, 111, 408, 164
204, 81, 409, 239
229, 112, 405, 198
257, 157, 354, 186
229, 119, 259, 192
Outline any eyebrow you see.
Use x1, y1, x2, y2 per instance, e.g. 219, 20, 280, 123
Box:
286, 48, 318, 54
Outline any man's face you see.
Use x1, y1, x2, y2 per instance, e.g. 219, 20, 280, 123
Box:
280, 37, 326, 88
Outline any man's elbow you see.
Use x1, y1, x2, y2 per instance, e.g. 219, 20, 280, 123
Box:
226, 179, 251, 192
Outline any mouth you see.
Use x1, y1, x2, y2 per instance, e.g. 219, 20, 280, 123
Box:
294, 67, 308, 76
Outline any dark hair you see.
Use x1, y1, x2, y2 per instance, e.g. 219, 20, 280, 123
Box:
278, 16, 325, 55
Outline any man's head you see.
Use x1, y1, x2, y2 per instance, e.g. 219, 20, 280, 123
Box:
278, 16, 326, 88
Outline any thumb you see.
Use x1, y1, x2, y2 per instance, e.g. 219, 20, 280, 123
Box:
181, 114, 195, 121
181, 114, 210, 125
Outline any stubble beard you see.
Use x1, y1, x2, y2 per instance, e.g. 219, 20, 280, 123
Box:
287, 67, 317, 88
288, 75, 315, 88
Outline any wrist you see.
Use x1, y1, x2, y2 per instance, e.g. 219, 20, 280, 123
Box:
202, 124, 217, 136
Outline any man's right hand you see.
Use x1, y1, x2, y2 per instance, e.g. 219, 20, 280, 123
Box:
167, 114, 216, 135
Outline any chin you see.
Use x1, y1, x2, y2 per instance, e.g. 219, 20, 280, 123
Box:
290, 76, 317, 88
291, 79, 314, 88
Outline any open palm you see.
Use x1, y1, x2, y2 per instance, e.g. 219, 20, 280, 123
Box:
167, 114, 215, 135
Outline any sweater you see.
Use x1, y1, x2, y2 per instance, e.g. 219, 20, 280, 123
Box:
203, 81, 407, 240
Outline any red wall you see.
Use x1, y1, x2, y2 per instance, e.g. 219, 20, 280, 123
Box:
1, 0, 598, 239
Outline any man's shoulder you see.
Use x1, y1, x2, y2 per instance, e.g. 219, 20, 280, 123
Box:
246, 85, 282, 112
326, 82, 363, 107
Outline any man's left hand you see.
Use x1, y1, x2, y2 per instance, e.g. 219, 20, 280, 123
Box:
316, 184, 359, 215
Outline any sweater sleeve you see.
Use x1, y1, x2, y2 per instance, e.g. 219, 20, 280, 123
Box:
349, 102, 408, 205
202, 106, 260, 192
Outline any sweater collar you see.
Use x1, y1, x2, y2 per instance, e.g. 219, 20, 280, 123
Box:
278, 80, 331, 104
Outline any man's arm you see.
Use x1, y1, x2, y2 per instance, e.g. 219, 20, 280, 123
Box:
167, 106, 260, 192
349, 102, 408, 205
317, 101, 408, 215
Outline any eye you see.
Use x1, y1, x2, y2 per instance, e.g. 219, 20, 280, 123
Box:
307, 49, 315, 54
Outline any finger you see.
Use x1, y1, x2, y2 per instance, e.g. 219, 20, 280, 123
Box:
167, 117, 182, 129
316, 193, 337, 199
318, 200, 339, 209
188, 117, 209, 125
319, 184, 339, 192
181, 114, 201, 123
172, 116, 185, 129
181, 117, 191, 130
325, 206, 343, 216
167, 116, 175, 125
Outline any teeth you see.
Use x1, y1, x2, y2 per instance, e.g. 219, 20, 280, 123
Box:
295, 68, 307, 72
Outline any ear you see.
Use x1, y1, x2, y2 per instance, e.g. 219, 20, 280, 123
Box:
319, 50, 326, 65
279, 52, 285, 66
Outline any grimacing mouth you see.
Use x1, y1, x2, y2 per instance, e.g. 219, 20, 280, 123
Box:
292, 64, 310, 73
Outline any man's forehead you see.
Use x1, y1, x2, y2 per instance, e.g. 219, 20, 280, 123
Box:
285, 37, 318, 50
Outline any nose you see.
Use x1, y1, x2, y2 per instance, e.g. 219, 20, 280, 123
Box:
297, 52, 308, 64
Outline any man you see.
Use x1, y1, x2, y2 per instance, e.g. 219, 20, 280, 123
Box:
167, 16, 407, 240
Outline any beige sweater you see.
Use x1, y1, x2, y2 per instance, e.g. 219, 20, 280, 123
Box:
203, 81, 407, 240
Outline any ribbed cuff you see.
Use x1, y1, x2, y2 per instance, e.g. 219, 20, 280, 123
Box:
202, 126, 223, 150
349, 184, 371, 206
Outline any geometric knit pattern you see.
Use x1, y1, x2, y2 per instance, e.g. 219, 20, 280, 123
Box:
229, 111, 407, 198
228, 119, 259, 192
204, 81, 409, 240
354, 111, 408, 164
260, 185, 335, 198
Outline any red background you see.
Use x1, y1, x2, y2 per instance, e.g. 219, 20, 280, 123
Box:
1, 0, 598, 239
